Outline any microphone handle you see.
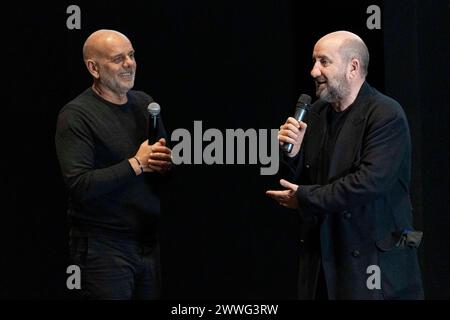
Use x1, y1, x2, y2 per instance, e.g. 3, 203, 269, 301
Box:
148, 114, 160, 145
282, 106, 308, 153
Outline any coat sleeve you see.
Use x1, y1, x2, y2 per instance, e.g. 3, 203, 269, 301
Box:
278, 146, 304, 182
296, 100, 410, 213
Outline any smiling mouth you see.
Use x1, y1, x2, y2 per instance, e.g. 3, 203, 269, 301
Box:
119, 72, 134, 80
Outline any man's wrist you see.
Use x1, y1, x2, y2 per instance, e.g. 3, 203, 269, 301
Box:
129, 157, 144, 175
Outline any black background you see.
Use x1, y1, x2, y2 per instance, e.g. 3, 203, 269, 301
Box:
2, 0, 449, 300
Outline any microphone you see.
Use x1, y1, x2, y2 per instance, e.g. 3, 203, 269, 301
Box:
282, 94, 311, 154
147, 102, 161, 145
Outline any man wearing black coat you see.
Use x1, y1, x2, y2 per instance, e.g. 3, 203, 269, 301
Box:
267, 31, 424, 299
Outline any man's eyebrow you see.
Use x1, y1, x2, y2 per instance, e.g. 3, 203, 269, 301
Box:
108, 53, 122, 59
112, 50, 135, 57
313, 55, 331, 60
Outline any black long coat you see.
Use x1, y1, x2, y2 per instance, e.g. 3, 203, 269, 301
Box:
283, 82, 424, 299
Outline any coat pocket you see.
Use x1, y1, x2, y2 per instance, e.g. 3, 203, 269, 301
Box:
375, 229, 423, 252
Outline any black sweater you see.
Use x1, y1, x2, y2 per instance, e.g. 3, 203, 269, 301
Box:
55, 88, 167, 242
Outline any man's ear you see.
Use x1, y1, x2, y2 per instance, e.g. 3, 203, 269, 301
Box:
348, 58, 360, 80
86, 59, 100, 79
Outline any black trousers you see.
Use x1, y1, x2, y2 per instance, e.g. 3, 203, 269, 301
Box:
69, 235, 161, 300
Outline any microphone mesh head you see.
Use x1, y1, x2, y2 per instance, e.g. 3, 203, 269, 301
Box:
298, 94, 312, 105
147, 102, 161, 116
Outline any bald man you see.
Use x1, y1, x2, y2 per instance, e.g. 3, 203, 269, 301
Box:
267, 31, 424, 299
55, 30, 172, 299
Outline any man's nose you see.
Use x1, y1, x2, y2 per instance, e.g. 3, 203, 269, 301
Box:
310, 62, 321, 78
123, 56, 135, 68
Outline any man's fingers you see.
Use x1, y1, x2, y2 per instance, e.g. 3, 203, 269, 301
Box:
286, 123, 300, 133
280, 123, 300, 133
299, 122, 308, 131
286, 117, 300, 127
152, 138, 166, 147
149, 151, 172, 160
148, 158, 171, 166
266, 190, 288, 199
151, 146, 172, 154
266, 190, 279, 198
279, 128, 299, 140
278, 135, 297, 145
266, 190, 291, 207
147, 164, 164, 172
279, 179, 298, 191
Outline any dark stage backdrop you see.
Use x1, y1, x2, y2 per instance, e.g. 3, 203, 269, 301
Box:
2, 0, 448, 299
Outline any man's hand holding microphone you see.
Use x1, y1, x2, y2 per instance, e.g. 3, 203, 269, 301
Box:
266, 94, 311, 208
129, 102, 172, 175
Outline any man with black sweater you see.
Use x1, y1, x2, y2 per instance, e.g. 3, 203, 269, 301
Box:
55, 29, 172, 299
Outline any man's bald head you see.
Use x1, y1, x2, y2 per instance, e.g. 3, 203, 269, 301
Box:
83, 29, 132, 62
316, 31, 369, 77
82, 29, 137, 103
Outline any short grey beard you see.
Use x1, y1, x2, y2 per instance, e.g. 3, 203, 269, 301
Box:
317, 75, 350, 104
101, 75, 135, 96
